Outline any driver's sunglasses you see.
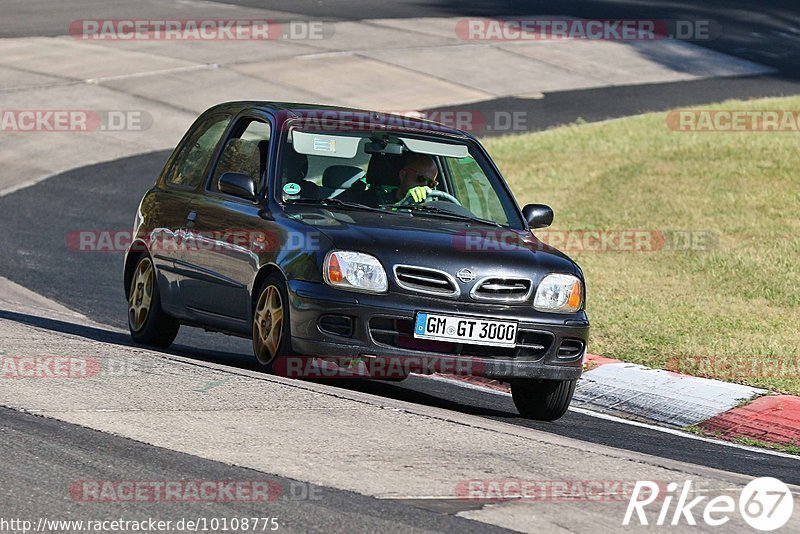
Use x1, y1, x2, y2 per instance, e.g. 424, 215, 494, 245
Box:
409, 171, 437, 187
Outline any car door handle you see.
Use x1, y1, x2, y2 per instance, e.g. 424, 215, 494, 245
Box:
186, 211, 197, 228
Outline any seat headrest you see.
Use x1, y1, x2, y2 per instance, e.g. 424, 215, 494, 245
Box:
365, 153, 404, 187
322, 165, 365, 189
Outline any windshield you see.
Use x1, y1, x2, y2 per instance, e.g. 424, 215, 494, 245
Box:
277, 129, 521, 227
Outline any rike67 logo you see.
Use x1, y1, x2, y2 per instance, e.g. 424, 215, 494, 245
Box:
624, 478, 794, 530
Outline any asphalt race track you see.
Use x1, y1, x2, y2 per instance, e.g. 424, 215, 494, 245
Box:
3, 0, 798, 76
0, 407, 504, 532
425, 76, 800, 136
0, 153, 797, 486
222, 0, 800, 77
3, 0, 798, 137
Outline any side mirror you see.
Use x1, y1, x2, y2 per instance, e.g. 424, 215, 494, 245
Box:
219, 172, 257, 201
522, 203, 554, 229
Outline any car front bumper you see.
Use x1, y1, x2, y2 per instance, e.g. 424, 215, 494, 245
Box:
285, 280, 589, 381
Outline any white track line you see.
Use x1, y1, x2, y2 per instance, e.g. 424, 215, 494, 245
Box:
84, 63, 219, 85
420, 373, 800, 461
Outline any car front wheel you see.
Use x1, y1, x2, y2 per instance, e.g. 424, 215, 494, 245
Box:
510, 378, 576, 421
252, 273, 293, 372
127, 255, 179, 348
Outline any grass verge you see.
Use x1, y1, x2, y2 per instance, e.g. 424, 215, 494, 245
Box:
485, 96, 800, 394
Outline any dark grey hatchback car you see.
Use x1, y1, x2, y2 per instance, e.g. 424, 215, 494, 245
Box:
124, 102, 589, 420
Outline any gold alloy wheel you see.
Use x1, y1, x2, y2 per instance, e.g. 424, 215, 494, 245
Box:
253, 285, 284, 365
128, 257, 154, 332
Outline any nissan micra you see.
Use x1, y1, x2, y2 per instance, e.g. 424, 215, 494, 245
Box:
124, 102, 589, 420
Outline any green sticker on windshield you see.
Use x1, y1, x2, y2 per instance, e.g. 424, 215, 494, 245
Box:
283, 182, 301, 195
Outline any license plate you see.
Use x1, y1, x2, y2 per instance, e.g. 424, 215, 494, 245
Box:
414, 312, 518, 347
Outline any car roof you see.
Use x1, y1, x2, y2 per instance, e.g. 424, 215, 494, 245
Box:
203, 101, 474, 139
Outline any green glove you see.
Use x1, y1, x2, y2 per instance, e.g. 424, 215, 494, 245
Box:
405, 185, 431, 203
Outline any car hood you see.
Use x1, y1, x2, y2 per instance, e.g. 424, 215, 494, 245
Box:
286, 207, 582, 290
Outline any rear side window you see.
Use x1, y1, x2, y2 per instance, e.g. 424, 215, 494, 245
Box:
166, 115, 230, 188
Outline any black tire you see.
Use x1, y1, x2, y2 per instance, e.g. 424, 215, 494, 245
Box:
127, 255, 179, 348
252, 273, 294, 373
510, 379, 576, 421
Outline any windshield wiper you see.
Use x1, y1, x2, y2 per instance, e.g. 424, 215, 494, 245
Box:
288, 198, 387, 213
390, 204, 501, 227
289, 198, 501, 226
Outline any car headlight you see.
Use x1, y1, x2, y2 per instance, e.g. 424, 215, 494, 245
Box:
533, 274, 583, 313
324, 251, 388, 293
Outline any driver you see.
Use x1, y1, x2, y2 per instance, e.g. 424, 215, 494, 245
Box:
366, 152, 439, 206
396, 153, 439, 203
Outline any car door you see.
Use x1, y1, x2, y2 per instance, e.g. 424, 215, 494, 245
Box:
179, 113, 274, 331
152, 112, 232, 318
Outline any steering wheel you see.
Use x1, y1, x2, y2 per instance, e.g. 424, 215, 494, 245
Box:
399, 189, 462, 206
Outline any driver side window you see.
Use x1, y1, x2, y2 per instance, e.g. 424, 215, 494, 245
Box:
210, 119, 271, 194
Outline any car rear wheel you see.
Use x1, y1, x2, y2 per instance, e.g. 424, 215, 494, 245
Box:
128, 255, 179, 348
510, 378, 576, 421
252, 274, 293, 371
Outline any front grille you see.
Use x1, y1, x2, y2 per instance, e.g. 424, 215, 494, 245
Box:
369, 317, 552, 359
393, 265, 459, 297
470, 277, 532, 302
